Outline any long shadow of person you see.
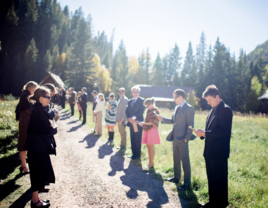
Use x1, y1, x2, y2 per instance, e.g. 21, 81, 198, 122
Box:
79, 133, 99, 149
67, 120, 79, 124
177, 183, 200, 208
9, 188, 31, 208
0, 152, 20, 181
67, 124, 83, 132
98, 142, 113, 159
120, 163, 169, 208
108, 149, 126, 176
0, 174, 24, 201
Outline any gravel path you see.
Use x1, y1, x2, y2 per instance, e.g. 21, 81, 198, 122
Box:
42, 110, 186, 208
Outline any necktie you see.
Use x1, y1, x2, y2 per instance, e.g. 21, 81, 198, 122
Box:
176, 106, 181, 116
131, 99, 136, 108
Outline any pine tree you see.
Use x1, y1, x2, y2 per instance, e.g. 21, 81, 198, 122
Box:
151, 53, 164, 86
24, 38, 38, 81
145, 47, 151, 84
181, 42, 196, 86
66, 16, 95, 90
167, 44, 181, 86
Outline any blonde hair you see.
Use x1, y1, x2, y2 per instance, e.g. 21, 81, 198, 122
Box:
28, 86, 50, 104
98, 93, 105, 103
23, 81, 38, 91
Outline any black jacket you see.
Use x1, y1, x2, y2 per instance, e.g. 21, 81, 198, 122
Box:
80, 93, 88, 108
19, 90, 31, 112
125, 97, 145, 126
201, 100, 233, 159
25, 102, 57, 154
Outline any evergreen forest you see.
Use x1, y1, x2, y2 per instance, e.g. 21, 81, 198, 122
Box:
0, 0, 268, 112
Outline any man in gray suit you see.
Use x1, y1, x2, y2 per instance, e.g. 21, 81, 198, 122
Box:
157, 89, 195, 191
116, 87, 128, 149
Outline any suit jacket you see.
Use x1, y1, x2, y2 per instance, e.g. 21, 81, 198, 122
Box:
80, 93, 88, 108
116, 95, 128, 122
125, 97, 145, 126
69, 91, 76, 104
162, 101, 195, 141
201, 100, 233, 159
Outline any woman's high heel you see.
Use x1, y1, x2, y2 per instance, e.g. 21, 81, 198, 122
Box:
19, 166, 29, 174
31, 200, 50, 207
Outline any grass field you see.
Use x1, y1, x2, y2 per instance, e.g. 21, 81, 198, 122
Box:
1, 100, 268, 207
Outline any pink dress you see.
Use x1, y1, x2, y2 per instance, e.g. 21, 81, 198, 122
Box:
142, 126, 161, 145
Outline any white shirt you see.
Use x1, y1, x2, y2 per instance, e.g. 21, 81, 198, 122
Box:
94, 100, 104, 113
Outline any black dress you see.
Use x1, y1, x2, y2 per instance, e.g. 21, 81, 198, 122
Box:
25, 102, 57, 192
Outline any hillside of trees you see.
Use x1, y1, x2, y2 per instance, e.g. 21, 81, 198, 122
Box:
247, 39, 268, 63
0, 0, 267, 112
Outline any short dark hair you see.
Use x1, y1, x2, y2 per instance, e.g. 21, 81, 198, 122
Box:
202, 85, 221, 98
173, 89, 185, 99
82, 87, 87, 91
109, 93, 115, 98
44, 83, 55, 92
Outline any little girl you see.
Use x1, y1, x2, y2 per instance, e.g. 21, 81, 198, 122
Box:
139, 98, 161, 168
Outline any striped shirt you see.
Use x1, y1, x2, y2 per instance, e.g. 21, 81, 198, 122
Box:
105, 100, 118, 126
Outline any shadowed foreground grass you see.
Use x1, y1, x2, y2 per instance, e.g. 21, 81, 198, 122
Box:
1, 100, 267, 207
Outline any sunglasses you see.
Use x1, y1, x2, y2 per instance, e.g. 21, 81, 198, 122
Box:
42, 95, 51, 99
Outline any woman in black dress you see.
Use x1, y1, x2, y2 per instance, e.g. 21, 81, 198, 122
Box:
25, 86, 57, 208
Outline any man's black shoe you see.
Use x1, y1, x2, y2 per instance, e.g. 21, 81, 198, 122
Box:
164, 177, 179, 183
177, 185, 190, 191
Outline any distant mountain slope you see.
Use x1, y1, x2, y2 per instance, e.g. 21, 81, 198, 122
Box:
247, 39, 268, 63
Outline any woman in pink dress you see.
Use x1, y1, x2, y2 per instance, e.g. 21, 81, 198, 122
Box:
139, 98, 161, 168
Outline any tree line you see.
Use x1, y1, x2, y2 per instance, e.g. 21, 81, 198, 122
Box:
0, 0, 267, 112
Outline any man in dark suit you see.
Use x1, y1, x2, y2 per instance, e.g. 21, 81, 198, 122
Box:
157, 89, 195, 191
80, 87, 88, 125
69, 87, 76, 116
125, 86, 145, 160
195, 85, 233, 208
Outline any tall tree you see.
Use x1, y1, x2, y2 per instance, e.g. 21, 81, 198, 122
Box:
181, 42, 196, 86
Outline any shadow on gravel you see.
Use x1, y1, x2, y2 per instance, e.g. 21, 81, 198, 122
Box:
79, 133, 99, 149
98, 142, 113, 159
108, 149, 126, 176
67, 120, 79, 124
9, 188, 31, 208
67, 124, 83, 132
120, 163, 169, 208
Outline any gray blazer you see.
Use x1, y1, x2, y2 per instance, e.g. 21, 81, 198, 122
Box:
116, 95, 128, 122
162, 101, 195, 141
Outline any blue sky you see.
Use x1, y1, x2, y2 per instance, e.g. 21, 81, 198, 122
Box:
58, 0, 268, 61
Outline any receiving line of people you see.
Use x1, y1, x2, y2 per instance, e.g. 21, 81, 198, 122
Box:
17, 81, 232, 208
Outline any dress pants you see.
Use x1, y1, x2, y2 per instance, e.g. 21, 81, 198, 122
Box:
118, 123, 127, 147
70, 104, 75, 116
205, 158, 228, 207
129, 123, 142, 158
173, 138, 191, 187
82, 107, 87, 123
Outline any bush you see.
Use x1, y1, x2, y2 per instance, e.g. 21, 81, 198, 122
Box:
4, 94, 16, 101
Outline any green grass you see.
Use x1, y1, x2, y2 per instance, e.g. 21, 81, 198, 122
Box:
67, 104, 268, 208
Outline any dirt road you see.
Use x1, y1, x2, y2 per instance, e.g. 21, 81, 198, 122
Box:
39, 110, 186, 208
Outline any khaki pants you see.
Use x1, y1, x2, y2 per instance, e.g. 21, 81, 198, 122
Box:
95, 112, 102, 135
118, 123, 127, 147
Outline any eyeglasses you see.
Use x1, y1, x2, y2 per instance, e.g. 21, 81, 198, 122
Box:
132, 91, 139, 93
42, 95, 51, 99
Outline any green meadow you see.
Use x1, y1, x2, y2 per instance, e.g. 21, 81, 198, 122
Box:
0, 100, 267, 208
